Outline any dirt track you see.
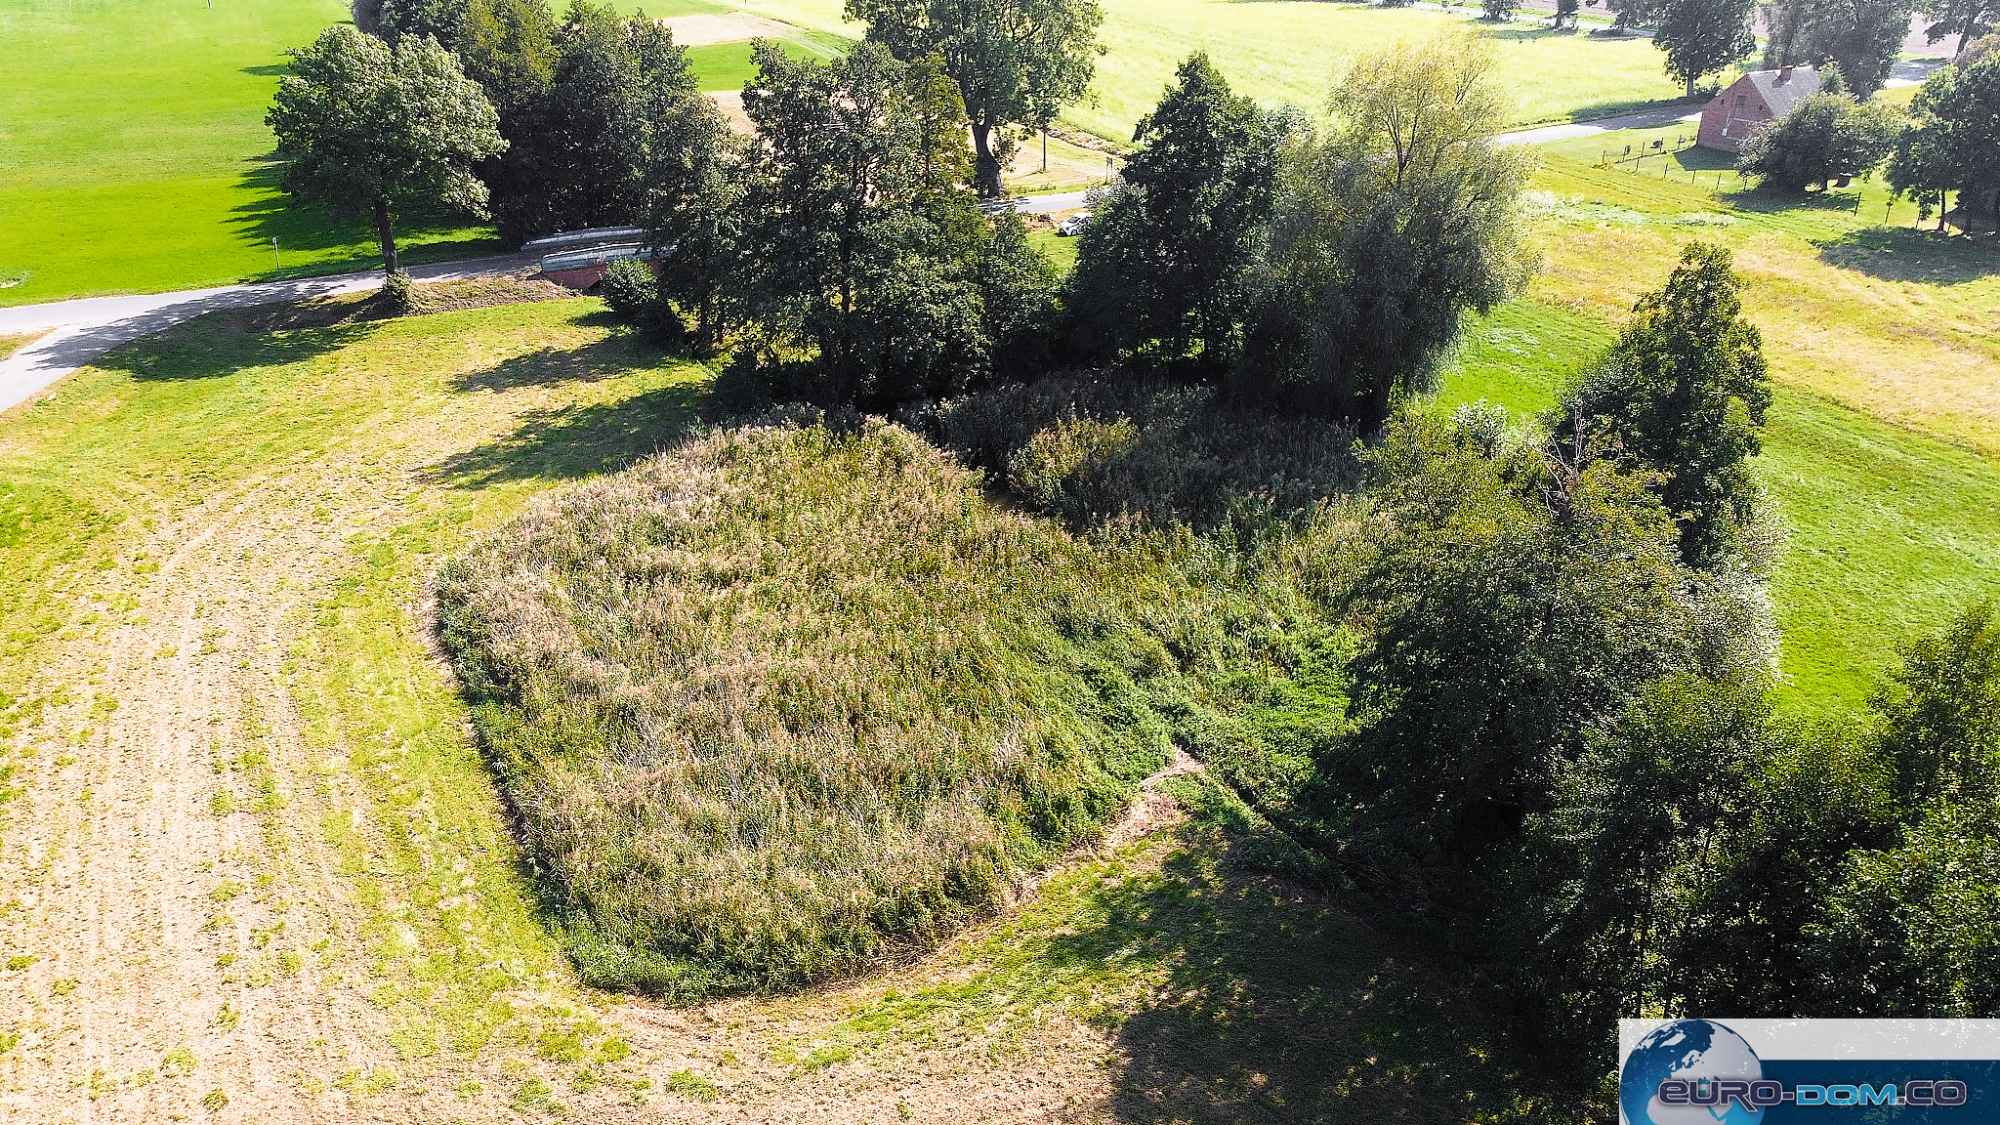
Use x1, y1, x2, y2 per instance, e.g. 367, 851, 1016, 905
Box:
0, 310, 1136, 1122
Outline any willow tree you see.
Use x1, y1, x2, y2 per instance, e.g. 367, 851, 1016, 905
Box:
845, 0, 1103, 196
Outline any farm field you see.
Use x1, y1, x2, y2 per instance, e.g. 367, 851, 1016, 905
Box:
1434, 142, 2000, 710
730, 0, 1693, 140
0, 294, 1546, 1121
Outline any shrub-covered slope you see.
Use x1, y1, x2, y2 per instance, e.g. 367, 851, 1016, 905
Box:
437, 414, 1259, 997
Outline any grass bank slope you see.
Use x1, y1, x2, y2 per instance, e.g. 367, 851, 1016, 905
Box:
436, 416, 1236, 998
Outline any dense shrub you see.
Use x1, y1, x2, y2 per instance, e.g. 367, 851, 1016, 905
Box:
934, 374, 1361, 538
437, 416, 1260, 996
595, 258, 660, 325
1739, 87, 1902, 192
1314, 412, 1720, 888
1808, 801, 2000, 1015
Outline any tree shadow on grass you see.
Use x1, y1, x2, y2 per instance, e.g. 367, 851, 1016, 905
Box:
1817, 225, 2000, 285
428, 376, 710, 489
1719, 185, 1862, 217
225, 157, 502, 282
1047, 826, 1559, 1124
453, 332, 655, 393
90, 309, 379, 381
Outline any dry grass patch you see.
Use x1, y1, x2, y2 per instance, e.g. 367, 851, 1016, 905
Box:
0, 332, 47, 362
436, 414, 1258, 999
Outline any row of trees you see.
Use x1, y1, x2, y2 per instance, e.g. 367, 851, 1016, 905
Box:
274, 0, 1108, 276
1067, 37, 1538, 429
270, 1, 729, 279
597, 35, 1535, 431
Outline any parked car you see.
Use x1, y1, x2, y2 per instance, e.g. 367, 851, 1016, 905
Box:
1057, 212, 1091, 237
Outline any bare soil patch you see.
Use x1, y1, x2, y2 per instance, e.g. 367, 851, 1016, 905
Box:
664, 12, 799, 46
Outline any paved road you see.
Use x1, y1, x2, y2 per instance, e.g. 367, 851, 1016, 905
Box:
0, 254, 531, 415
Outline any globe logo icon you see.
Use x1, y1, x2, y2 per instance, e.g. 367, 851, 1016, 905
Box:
1620, 1019, 1764, 1125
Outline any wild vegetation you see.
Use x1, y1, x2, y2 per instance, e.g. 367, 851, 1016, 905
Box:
438, 415, 1291, 996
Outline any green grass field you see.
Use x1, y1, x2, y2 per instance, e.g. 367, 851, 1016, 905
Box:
1441, 300, 2000, 714
0, 0, 828, 308
1426, 139, 2000, 713
731, 0, 1692, 141
0, 0, 506, 307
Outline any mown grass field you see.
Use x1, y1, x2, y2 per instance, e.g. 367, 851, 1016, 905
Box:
731, 0, 1692, 140
1436, 145, 2000, 710
0, 0, 822, 308
0, 0, 504, 307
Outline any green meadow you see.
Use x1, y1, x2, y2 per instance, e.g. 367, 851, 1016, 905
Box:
732, 0, 1692, 140
0, 0, 502, 306
1436, 145, 2000, 712
0, 0, 825, 307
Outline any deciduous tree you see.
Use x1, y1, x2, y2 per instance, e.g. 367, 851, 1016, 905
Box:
1922, 0, 1999, 55
488, 3, 707, 242
1795, 0, 1919, 97
730, 43, 1052, 404
376, 0, 469, 51
1240, 35, 1537, 428
1551, 244, 1772, 570
1738, 87, 1902, 191
647, 93, 746, 352
1063, 53, 1280, 372
1655, 0, 1758, 98
267, 26, 504, 280
845, 0, 1104, 196
1890, 54, 2000, 229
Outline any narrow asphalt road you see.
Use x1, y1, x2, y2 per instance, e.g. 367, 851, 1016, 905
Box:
0, 54, 1951, 415
0, 254, 531, 415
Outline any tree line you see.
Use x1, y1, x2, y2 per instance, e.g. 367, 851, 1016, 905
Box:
267, 0, 1107, 290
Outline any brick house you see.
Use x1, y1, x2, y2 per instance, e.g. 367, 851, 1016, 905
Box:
1697, 66, 1823, 154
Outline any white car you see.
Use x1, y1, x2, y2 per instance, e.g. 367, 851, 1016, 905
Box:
1057, 213, 1091, 237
